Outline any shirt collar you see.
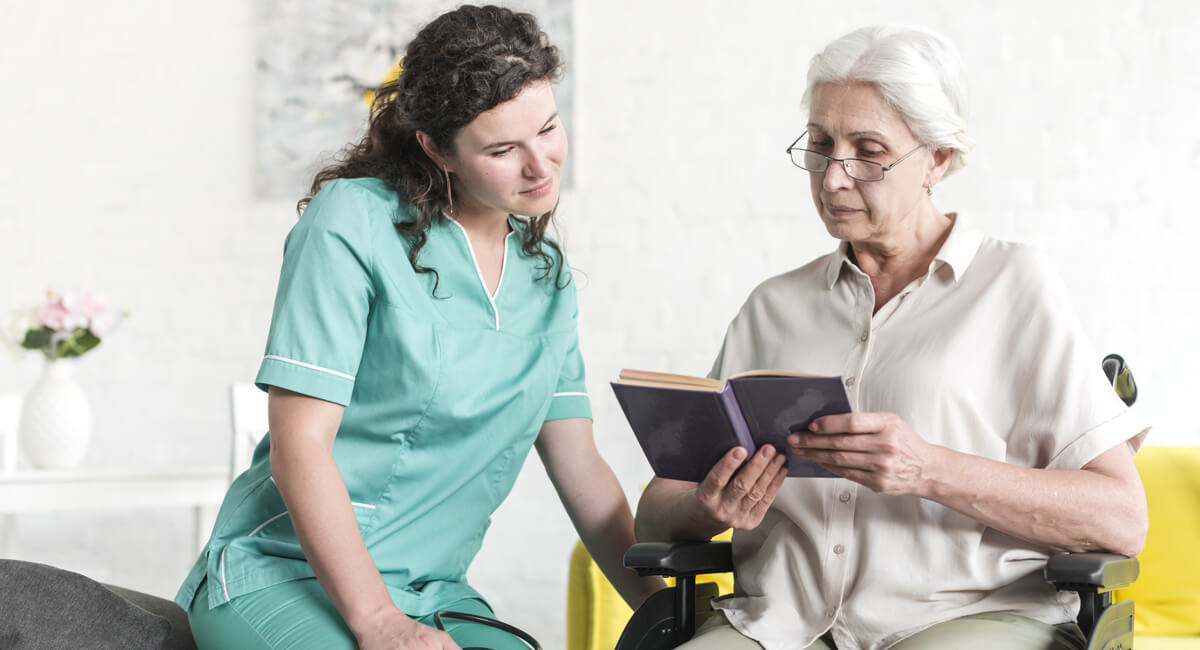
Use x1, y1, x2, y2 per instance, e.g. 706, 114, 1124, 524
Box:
931, 213, 982, 282
822, 213, 984, 289
824, 241, 856, 289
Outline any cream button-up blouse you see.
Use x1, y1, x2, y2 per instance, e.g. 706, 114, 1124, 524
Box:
707, 214, 1148, 650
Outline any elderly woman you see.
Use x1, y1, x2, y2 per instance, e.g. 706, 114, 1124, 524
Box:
635, 25, 1148, 650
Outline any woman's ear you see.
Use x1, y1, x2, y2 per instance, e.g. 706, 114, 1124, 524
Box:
926, 147, 953, 187
415, 131, 451, 171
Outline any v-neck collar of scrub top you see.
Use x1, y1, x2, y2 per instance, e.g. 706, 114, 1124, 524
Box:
399, 212, 525, 332
443, 213, 516, 321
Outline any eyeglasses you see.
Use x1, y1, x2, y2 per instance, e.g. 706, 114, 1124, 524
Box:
785, 131, 925, 182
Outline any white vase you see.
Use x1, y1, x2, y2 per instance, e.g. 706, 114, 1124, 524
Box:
18, 360, 92, 469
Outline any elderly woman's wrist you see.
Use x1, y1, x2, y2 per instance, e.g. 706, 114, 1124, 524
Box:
916, 444, 957, 501
682, 491, 733, 539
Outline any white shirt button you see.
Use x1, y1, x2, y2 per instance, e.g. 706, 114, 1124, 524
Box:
833, 544, 845, 555
845, 377, 856, 387
839, 491, 851, 502
859, 332, 869, 342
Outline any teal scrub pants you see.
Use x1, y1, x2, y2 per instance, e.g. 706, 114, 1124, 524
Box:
188, 578, 532, 650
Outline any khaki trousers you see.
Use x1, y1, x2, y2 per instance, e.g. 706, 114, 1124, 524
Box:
677, 611, 1087, 650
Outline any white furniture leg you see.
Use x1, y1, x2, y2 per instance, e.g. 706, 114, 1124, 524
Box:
1, 513, 15, 559
193, 504, 218, 558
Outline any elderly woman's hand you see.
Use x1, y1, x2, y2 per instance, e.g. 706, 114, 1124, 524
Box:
694, 444, 788, 531
788, 412, 940, 496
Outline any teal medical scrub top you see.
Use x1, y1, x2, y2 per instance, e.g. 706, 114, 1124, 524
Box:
175, 177, 592, 616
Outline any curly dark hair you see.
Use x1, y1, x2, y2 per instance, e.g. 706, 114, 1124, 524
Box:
299, 4, 567, 292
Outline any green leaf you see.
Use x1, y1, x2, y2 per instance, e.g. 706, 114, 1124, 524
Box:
21, 327, 53, 351
57, 329, 101, 359
75, 330, 101, 354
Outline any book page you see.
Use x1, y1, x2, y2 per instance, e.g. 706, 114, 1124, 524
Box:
729, 369, 820, 380
616, 369, 723, 392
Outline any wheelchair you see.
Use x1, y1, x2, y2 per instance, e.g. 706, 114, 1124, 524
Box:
615, 354, 1141, 650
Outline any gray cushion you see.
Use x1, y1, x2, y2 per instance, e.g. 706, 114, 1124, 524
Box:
0, 560, 196, 650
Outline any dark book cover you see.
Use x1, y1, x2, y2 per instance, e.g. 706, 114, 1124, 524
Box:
612, 375, 851, 482
610, 383, 745, 482
728, 376, 850, 478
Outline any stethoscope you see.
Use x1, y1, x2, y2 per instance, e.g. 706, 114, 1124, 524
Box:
433, 610, 542, 649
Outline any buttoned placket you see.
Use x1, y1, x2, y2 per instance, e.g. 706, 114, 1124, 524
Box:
870, 258, 941, 330
827, 260, 941, 643
823, 269, 875, 627
823, 479, 858, 625
842, 268, 874, 413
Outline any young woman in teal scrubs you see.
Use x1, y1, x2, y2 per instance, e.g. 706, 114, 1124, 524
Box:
175, 6, 662, 649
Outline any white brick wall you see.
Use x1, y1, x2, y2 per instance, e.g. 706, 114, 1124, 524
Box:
1, 1, 1196, 647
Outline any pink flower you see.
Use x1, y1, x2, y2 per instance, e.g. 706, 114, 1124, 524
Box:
79, 291, 109, 319
68, 290, 116, 335
35, 296, 69, 330
58, 291, 90, 332
24, 289, 122, 361
89, 307, 120, 337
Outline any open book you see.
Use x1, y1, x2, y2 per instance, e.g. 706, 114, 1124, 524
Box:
611, 369, 852, 482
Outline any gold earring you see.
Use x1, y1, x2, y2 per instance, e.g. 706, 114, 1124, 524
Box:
924, 183, 933, 196
443, 168, 454, 215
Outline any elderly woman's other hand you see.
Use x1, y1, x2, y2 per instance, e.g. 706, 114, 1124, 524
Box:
694, 445, 789, 530
635, 445, 787, 543
788, 413, 940, 496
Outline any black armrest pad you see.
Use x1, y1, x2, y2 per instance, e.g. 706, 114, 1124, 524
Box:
1043, 552, 1139, 591
623, 541, 733, 577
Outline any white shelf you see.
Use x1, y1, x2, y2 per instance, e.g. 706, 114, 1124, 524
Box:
0, 467, 229, 558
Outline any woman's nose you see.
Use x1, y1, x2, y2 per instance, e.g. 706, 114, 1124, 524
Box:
524, 145, 552, 178
822, 158, 855, 191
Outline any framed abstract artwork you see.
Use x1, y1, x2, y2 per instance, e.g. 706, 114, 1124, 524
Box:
255, 0, 575, 199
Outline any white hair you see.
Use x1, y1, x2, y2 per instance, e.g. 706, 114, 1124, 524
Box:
803, 25, 976, 177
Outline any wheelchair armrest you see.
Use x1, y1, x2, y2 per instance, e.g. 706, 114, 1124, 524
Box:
1043, 552, 1139, 593
623, 541, 733, 577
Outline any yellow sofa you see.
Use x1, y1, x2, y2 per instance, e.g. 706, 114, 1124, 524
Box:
567, 530, 734, 650
1113, 446, 1200, 649
566, 447, 1199, 649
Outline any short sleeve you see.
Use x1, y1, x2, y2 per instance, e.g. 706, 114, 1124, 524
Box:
708, 290, 766, 381
544, 281, 592, 422
255, 181, 377, 406
708, 315, 744, 381
1006, 248, 1151, 470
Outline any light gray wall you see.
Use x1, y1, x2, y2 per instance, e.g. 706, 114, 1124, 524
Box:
1, 1, 1196, 647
